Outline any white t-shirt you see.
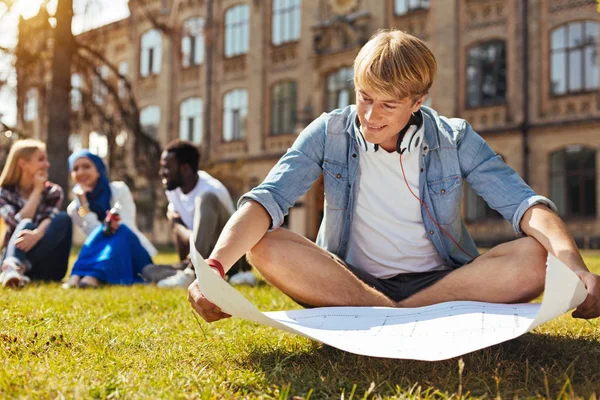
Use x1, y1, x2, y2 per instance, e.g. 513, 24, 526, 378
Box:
166, 171, 235, 229
345, 123, 445, 279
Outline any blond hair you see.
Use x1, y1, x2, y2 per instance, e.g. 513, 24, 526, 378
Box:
353, 29, 437, 103
0, 139, 46, 188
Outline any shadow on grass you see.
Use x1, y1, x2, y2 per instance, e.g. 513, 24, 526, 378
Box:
244, 332, 600, 398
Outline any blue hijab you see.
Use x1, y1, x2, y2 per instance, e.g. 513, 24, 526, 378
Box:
68, 149, 112, 220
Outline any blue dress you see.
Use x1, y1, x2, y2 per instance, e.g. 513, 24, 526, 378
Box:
71, 224, 152, 285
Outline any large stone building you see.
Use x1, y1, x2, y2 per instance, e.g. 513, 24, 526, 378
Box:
16, 0, 600, 247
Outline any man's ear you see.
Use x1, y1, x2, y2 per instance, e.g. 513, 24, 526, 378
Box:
180, 163, 193, 176
411, 95, 427, 112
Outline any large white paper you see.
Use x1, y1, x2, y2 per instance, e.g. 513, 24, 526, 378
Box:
191, 246, 587, 361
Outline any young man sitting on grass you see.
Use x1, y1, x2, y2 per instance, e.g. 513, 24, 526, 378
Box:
188, 29, 600, 322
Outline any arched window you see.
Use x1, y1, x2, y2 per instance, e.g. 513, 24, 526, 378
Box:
223, 89, 248, 141
140, 105, 161, 139
271, 80, 297, 135
180, 97, 203, 144
550, 21, 598, 95
182, 17, 205, 67
272, 0, 301, 46
140, 29, 162, 77
24, 89, 37, 122
550, 146, 596, 217
326, 67, 355, 111
224, 5, 250, 57
466, 40, 506, 107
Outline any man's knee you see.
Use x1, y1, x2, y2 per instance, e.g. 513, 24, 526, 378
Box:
246, 231, 283, 278
194, 192, 220, 214
515, 237, 547, 300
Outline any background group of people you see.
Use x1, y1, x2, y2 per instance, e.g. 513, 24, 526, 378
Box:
0, 138, 254, 289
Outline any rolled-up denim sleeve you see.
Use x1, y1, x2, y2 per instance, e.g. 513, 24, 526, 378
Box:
238, 114, 328, 230
456, 121, 558, 236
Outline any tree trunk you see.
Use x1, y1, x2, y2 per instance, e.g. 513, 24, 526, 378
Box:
46, 0, 74, 203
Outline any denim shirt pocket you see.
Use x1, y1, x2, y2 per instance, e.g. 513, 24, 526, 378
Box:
427, 175, 462, 224
322, 159, 349, 210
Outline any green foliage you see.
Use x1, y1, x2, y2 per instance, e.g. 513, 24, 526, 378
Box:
1, 252, 600, 399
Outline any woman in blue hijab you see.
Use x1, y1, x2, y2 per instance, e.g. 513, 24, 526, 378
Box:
64, 150, 157, 288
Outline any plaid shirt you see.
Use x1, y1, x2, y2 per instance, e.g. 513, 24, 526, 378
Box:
0, 182, 64, 249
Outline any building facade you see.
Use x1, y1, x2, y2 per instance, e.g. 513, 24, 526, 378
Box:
16, 0, 600, 247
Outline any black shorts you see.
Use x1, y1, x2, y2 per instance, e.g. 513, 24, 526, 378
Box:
342, 259, 453, 302
293, 254, 457, 308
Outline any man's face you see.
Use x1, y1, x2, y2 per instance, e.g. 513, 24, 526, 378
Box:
355, 88, 424, 152
159, 151, 183, 191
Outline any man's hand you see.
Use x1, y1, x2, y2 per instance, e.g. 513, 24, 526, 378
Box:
166, 210, 183, 225
187, 280, 231, 322
573, 270, 600, 319
15, 229, 43, 252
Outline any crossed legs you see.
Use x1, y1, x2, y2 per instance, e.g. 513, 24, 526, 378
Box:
247, 228, 547, 308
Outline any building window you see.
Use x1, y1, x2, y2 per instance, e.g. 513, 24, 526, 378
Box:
272, 0, 301, 46
223, 89, 248, 141
118, 61, 128, 99
182, 18, 205, 67
140, 29, 162, 77
93, 65, 109, 105
71, 74, 82, 111
550, 146, 596, 218
464, 182, 502, 222
24, 88, 37, 122
271, 80, 297, 135
327, 67, 355, 111
550, 21, 598, 95
140, 105, 161, 139
180, 97, 203, 144
225, 5, 249, 58
395, 0, 429, 15
466, 40, 506, 107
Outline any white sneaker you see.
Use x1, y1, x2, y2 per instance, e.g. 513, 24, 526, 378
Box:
228, 271, 257, 287
1, 259, 26, 288
157, 269, 195, 288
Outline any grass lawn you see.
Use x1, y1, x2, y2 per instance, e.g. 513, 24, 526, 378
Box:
1, 251, 599, 399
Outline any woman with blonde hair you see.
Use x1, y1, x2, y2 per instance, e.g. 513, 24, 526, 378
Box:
0, 139, 72, 288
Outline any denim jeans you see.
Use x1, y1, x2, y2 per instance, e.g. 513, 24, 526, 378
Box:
3, 211, 72, 281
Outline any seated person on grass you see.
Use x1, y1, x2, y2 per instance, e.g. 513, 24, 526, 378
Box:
64, 150, 157, 288
188, 29, 600, 322
0, 139, 72, 288
142, 140, 255, 288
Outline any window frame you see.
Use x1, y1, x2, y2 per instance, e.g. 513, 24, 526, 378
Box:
394, 0, 430, 16
271, 80, 298, 135
222, 89, 248, 142
139, 105, 161, 140
224, 5, 250, 58
140, 29, 162, 77
181, 17, 205, 68
272, 0, 301, 46
326, 67, 355, 111
465, 39, 507, 108
550, 21, 599, 96
549, 145, 597, 219
179, 97, 203, 144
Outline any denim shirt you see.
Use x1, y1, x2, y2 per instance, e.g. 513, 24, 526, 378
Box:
239, 105, 557, 268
